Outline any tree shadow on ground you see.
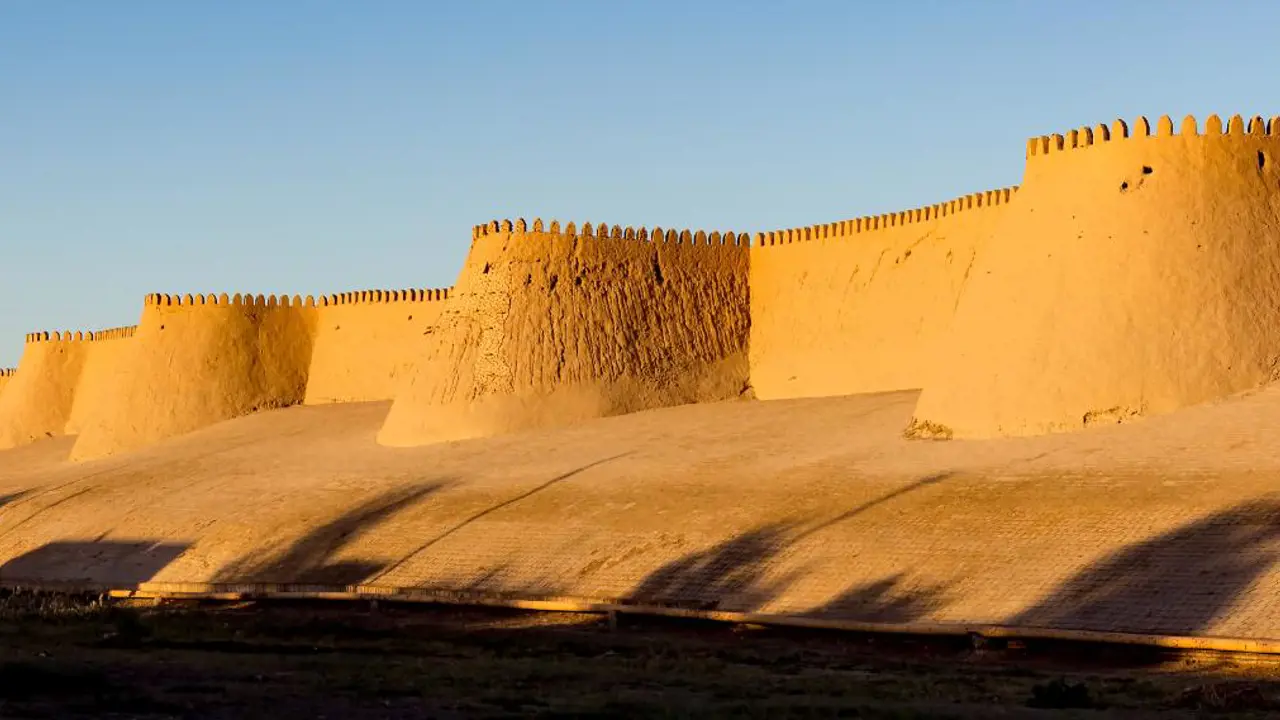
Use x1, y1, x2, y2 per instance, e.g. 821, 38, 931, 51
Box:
0, 540, 190, 588
365, 453, 630, 585
622, 473, 954, 621
620, 488, 1280, 635
215, 454, 629, 590
214, 482, 448, 586
1010, 498, 1280, 636
807, 572, 950, 622
626, 523, 803, 611
0, 490, 30, 512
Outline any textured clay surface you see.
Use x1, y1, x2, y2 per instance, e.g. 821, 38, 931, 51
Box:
379, 225, 750, 446
914, 117, 1280, 437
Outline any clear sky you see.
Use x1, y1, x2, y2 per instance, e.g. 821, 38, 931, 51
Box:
1, 1, 1275, 365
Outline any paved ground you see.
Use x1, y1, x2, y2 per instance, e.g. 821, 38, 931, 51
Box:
4, 387, 1280, 640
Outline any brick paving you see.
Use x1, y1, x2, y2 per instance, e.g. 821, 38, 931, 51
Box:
3, 389, 1280, 639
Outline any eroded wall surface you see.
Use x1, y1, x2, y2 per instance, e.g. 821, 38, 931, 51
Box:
378, 220, 751, 446
71, 294, 316, 461
749, 189, 1015, 400
912, 114, 1280, 437
304, 289, 451, 405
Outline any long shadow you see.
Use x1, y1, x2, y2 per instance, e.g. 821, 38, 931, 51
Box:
622, 489, 1280, 635
790, 472, 952, 543
1010, 498, 1280, 636
367, 453, 629, 584
623, 473, 954, 618
214, 482, 447, 586
626, 523, 802, 611
0, 540, 190, 588
807, 573, 950, 622
0, 490, 30, 512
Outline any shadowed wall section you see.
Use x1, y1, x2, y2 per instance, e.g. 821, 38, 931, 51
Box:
304, 288, 451, 405
66, 326, 140, 435
750, 189, 1016, 400
0, 327, 138, 450
0, 333, 91, 449
71, 294, 316, 461
378, 219, 751, 446
912, 114, 1280, 438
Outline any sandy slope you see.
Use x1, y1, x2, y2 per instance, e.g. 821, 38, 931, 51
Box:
6, 387, 1280, 640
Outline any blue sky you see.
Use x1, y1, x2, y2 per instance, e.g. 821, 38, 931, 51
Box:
1, 1, 1274, 365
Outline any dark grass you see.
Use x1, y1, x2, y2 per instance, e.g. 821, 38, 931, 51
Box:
0, 589, 1279, 718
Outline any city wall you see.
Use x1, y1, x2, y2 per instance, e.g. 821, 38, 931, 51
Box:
912, 114, 1280, 437
749, 186, 1017, 400
0, 287, 451, 460
65, 288, 452, 460
0, 327, 136, 449
8, 111, 1280, 456
69, 293, 315, 461
65, 326, 140, 435
304, 288, 451, 405
378, 219, 751, 446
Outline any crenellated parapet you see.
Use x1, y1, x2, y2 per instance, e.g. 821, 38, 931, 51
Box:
142, 288, 451, 309
754, 186, 1020, 249
0, 369, 14, 378
24, 325, 138, 344
144, 292, 299, 308
1026, 113, 1280, 159
471, 217, 752, 247
314, 288, 450, 305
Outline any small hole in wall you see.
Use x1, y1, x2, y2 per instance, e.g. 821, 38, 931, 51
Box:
574, 276, 583, 287
1120, 181, 1129, 192
482, 263, 491, 274
1142, 166, 1153, 175
524, 273, 532, 286
1260, 151, 1267, 170
548, 275, 558, 291
159, 325, 165, 330
407, 315, 413, 321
